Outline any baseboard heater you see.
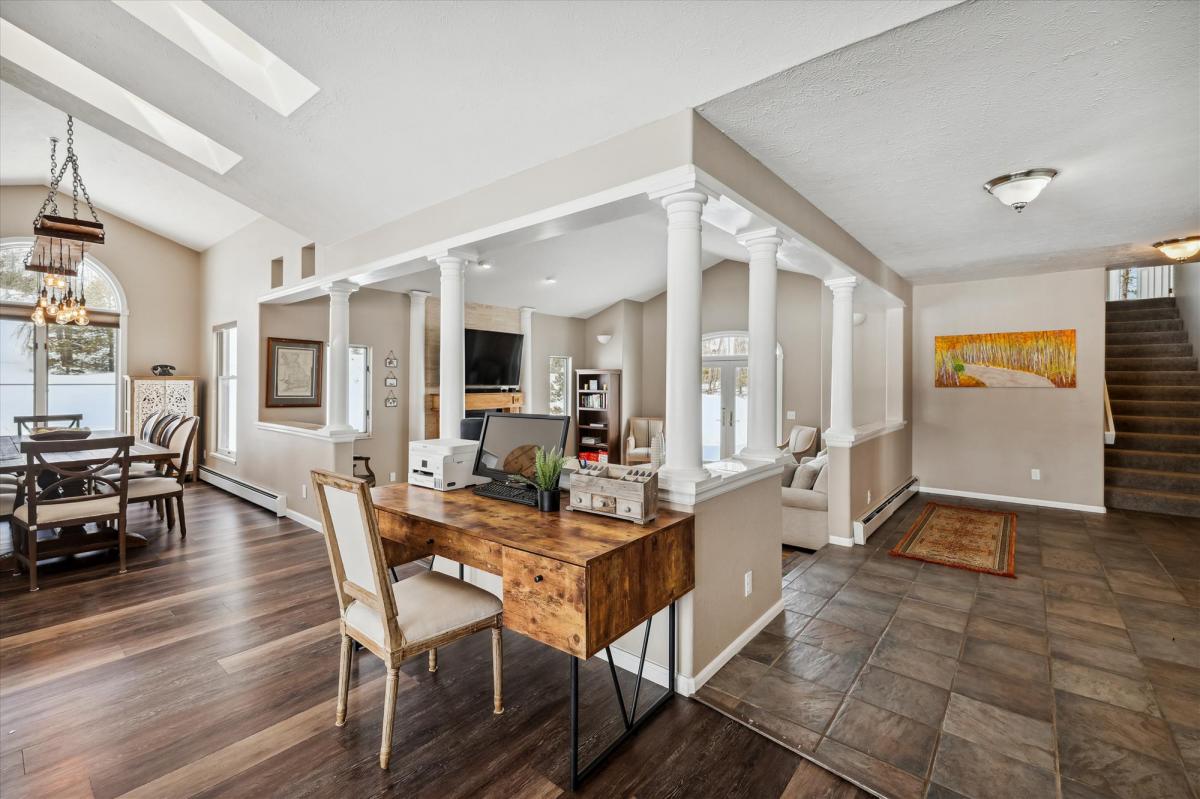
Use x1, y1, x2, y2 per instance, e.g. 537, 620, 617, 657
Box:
853, 476, 919, 545
198, 466, 287, 516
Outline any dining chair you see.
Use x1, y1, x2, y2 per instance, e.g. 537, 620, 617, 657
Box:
139, 410, 163, 441
310, 470, 505, 769
127, 415, 197, 537
11, 435, 132, 592
14, 413, 83, 437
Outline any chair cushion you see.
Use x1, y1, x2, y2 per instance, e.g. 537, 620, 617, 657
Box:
101, 463, 158, 478
782, 487, 828, 512
628, 446, 652, 458
812, 463, 829, 494
790, 462, 822, 490
344, 570, 502, 648
13, 496, 120, 525
128, 477, 183, 499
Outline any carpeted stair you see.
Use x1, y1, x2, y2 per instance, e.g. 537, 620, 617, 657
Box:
1105, 296, 1200, 517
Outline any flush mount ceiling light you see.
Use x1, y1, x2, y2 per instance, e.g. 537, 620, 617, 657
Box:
983, 168, 1058, 213
1152, 236, 1200, 262
477, 261, 493, 270
543, 277, 557, 285
113, 0, 319, 117
0, 18, 241, 173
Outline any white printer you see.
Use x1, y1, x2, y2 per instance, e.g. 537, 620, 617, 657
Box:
408, 438, 487, 491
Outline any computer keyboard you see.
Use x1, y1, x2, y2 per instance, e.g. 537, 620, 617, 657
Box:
473, 481, 538, 506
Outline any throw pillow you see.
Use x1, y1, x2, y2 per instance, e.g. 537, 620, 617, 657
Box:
790, 462, 821, 490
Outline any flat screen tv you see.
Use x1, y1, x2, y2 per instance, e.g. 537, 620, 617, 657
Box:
464, 328, 523, 389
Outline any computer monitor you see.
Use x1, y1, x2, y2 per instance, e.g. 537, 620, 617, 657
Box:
472, 412, 570, 485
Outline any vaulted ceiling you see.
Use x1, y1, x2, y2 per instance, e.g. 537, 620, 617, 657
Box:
0, 0, 954, 250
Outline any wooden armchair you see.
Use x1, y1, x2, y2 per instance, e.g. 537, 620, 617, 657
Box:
11, 435, 132, 591
13, 413, 83, 437
311, 470, 505, 768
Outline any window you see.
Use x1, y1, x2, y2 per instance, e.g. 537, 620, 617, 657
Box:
0, 242, 123, 436
215, 324, 237, 457
701, 332, 782, 461
348, 344, 370, 434
547, 355, 571, 415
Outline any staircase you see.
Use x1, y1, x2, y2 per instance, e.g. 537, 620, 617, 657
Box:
1105, 296, 1200, 517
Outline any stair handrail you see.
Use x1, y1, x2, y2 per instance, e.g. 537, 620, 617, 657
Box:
1103, 380, 1116, 446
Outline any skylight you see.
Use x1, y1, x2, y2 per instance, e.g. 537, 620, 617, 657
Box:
113, 0, 319, 117
0, 19, 242, 174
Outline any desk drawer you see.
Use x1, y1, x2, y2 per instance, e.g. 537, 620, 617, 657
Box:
502, 548, 587, 658
376, 511, 502, 573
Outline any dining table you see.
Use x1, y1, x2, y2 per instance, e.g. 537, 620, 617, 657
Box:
1, 431, 180, 550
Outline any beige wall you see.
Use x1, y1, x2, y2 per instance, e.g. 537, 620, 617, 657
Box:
1175, 263, 1200, 343
2, 185, 203, 377
641, 260, 825, 435
913, 269, 1106, 508
349, 289, 410, 485
259, 297, 328, 426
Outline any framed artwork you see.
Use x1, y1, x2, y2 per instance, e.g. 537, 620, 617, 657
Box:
383, 350, 399, 369
384, 391, 399, 408
384, 372, 398, 388
935, 329, 1076, 388
266, 337, 324, 407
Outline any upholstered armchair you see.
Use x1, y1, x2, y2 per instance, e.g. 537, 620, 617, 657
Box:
780, 457, 829, 550
779, 425, 819, 462
625, 417, 664, 465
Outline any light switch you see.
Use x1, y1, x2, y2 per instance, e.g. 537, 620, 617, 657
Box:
786, 410, 797, 421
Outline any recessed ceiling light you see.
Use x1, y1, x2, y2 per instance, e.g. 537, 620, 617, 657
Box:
983, 168, 1058, 213
478, 261, 493, 270
1152, 236, 1200, 262
0, 18, 241, 174
543, 277, 557, 285
113, 0, 319, 117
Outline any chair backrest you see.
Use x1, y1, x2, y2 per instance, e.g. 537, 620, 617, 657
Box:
14, 414, 83, 437
163, 416, 198, 479
139, 410, 163, 441
20, 435, 132, 528
627, 417, 664, 448
784, 425, 818, 457
149, 413, 180, 448
311, 470, 401, 648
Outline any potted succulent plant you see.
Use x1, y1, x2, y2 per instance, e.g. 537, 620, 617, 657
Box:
523, 446, 565, 512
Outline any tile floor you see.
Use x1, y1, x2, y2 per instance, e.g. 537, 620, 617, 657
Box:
696, 493, 1200, 799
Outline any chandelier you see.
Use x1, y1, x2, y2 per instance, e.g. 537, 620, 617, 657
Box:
26, 115, 105, 328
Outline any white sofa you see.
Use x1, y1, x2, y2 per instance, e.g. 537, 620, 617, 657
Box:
780, 458, 828, 550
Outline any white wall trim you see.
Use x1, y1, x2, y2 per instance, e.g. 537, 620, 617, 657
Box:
285, 508, 323, 531
597, 596, 785, 696
198, 465, 286, 515
824, 420, 907, 448
920, 486, 1106, 514
254, 420, 358, 443
828, 535, 856, 547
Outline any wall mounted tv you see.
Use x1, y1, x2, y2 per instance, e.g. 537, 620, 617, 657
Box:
465, 328, 523, 390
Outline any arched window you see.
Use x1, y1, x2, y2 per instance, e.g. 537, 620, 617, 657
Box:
0, 240, 125, 435
701, 332, 783, 461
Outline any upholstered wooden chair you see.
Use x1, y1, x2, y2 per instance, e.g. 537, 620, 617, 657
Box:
11, 435, 132, 591
780, 425, 819, 462
625, 417, 664, 465
127, 416, 197, 536
310, 470, 504, 769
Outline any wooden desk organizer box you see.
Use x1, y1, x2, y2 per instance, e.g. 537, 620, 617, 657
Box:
569, 463, 658, 524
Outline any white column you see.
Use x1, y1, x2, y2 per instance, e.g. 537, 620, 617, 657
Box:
323, 279, 358, 434
519, 306, 534, 412
408, 290, 429, 441
737, 229, 783, 461
436, 254, 467, 438
826, 277, 858, 441
659, 190, 710, 483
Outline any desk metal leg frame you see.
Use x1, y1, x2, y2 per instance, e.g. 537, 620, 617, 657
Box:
569, 601, 675, 790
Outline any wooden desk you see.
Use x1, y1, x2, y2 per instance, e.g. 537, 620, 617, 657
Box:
371, 482, 695, 787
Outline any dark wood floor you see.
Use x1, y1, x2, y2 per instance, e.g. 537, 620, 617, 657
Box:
0, 484, 865, 799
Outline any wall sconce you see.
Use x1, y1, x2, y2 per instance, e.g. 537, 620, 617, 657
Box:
852, 312, 867, 327
595, 333, 613, 344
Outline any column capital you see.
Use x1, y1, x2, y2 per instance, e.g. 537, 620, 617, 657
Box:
409, 289, 431, 302
519, 306, 536, 316
735, 227, 782, 249
428, 248, 477, 269
657, 190, 710, 212
824, 276, 859, 296
322, 279, 358, 298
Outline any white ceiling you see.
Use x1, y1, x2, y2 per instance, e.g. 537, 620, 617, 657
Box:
372, 211, 746, 318
0, 81, 258, 250
0, 0, 956, 249
699, 0, 1200, 284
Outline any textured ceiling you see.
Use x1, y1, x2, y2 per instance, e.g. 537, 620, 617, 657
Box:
699, 0, 1200, 283
0, 0, 955, 248
0, 82, 257, 251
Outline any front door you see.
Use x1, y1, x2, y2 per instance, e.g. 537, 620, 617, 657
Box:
701, 363, 748, 461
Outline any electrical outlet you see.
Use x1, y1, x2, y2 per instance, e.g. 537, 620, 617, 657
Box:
744, 570, 753, 597
786, 410, 797, 421
301, 484, 308, 499
1031, 468, 1041, 481
389, 472, 397, 482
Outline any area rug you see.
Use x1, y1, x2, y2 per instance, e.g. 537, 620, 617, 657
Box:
890, 503, 1017, 577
